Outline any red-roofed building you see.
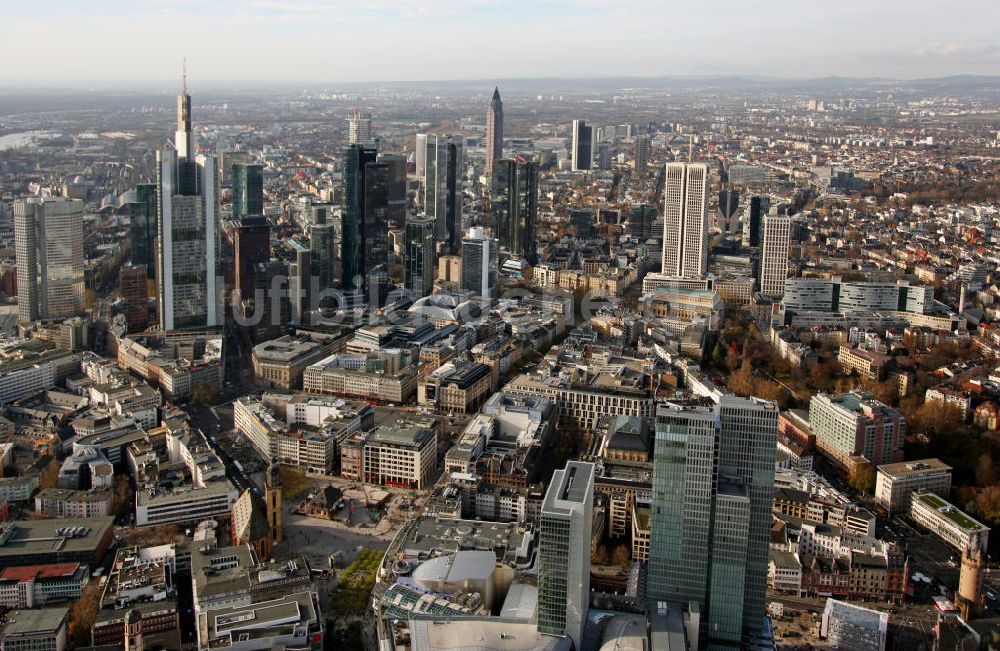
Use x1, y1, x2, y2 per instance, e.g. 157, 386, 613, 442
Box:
0, 562, 89, 608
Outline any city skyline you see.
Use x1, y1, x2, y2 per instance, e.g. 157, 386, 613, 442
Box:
2, 1, 999, 83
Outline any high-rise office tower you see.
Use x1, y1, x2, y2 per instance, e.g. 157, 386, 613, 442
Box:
569, 209, 594, 238
341, 145, 389, 295
743, 195, 769, 248
128, 183, 157, 277
156, 79, 221, 330
415, 133, 428, 177
485, 87, 504, 178
634, 135, 651, 175
404, 216, 436, 297
648, 395, 778, 648
490, 159, 538, 263
538, 461, 594, 649
232, 163, 264, 218
14, 197, 85, 323
285, 239, 312, 324
627, 203, 657, 240
309, 208, 336, 296
662, 162, 708, 278
379, 153, 408, 229
119, 264, 149, 333
760, 213, 791, 298
571, 119, 593, 171
718, 188, 740, 234
348, 108, 374, 147
423, 134, 464, 251
460, 227, 497, 300
234, 215, 271, 300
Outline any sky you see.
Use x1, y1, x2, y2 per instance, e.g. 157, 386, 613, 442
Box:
1, 0, 999, 84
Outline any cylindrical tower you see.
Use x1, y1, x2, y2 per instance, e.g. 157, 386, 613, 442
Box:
956, 532, 986, 620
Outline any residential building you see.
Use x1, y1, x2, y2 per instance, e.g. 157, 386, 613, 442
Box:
34, 488, 113, 518
760, 213, 791, 297
809, 392, 904, 469
14, 197, 85, 323
838, 345, 893, 381
661, 162, 708, 279
538, 461, 594, 649
875, 459, 952, 514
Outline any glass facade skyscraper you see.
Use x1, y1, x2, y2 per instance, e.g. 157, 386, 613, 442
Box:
490, 159, 538, 263
232, 163, 264, 218
14, 197, 85, 323
538, 461, 594, 649
648, 395, 777, 648
423, 134, 464, 252
341, 145, 389, 296
404, 216, 436, 297
129, 183, 157, 276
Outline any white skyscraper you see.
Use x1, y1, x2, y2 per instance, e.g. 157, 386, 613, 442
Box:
760, 213, 791, 297
662, 162, 709, 278
538, 461, 594, 649
157, 81, 221, 331
460, 227, 497, 300
415, 133, 428, 177
14, 197, 85, 323
348, 108, 374, 147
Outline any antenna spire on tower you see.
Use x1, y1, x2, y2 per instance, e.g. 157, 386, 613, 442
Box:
182, 58, 187, 94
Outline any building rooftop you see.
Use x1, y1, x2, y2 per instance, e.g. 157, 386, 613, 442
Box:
2, 607, 68, 635
0, 517, 114, 561
877, 458, 951, 478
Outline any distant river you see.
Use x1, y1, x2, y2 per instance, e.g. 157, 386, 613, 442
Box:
0, 130, 58, 150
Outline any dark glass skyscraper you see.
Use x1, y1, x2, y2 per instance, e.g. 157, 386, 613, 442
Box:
404, 216, 436, 297
341, 145, 389, 295
745, 195, 769, 248
129, 183, 157, 277
232, 163, 264, 218
491, 159, 538, 263
234, 215, 271, 299
423, 134, 464, 252
378, 153, 407, 229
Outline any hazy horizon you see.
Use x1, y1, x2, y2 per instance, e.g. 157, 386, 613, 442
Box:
2, 0, 999, 85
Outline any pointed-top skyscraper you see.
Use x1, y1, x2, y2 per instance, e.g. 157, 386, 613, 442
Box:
176, 59, 193, 159
156, 68, 221, 330
485, 87, 504, 178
